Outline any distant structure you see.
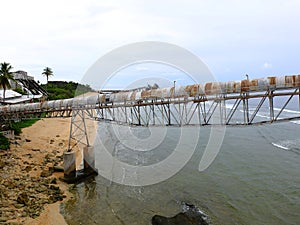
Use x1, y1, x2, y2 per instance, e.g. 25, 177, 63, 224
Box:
98, 83, 159, 94
0, 70, 47, 104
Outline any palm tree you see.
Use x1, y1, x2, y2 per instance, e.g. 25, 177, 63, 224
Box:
42, 67, 53, 86
0, 62, 14, 102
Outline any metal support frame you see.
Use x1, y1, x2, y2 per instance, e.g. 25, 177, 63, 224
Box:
1, 88, 300, 128
67, 108, 90, 152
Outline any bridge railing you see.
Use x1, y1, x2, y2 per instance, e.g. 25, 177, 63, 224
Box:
0, 75, 299, 125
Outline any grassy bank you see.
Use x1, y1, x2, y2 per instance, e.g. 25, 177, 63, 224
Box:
0, 133, 10, 150
42, 81, 93, 100
10, 119, 40, 135
0, 119, 39, 150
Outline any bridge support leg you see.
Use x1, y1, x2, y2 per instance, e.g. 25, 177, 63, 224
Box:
63, 151, 76, 179
62, 108, 98, 183
84, 146, 97, 174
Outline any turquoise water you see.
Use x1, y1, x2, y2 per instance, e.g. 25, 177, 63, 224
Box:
62, 121, 300, 225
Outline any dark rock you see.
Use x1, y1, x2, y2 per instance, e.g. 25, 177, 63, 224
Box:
25, 166, 32, 172
0, 161, 5, 169
36, 186, 47, 193
152, 203, 209, 225
5, 180, 16, 189
29, 193, 38, 199
32, 148, 40, 152
40, 169, 53, 177
0, 217, 7, 222
50, 178, 57, 184
52, 150, 60, 154
152, 213, 195, 225
25, 153, 32, 158
25, 139, 31, 142
53, 165, 64, 172
49, 185, 59, 191
17, 192, 29, 205
9, 222, 19, 225
9, 214, 17, 220
32, 214, 39, 219
14, 203, 24, 209
31, 177, 40, 182
44, 153, 55, 163
48, 193, 63, 203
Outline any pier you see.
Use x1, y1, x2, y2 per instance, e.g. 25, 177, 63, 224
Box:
1, 74, 300, 181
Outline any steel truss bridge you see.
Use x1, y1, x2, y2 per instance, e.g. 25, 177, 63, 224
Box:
1, 75, 300, 151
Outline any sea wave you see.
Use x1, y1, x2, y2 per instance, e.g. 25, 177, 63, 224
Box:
272, 142, 289, 150
272, 139, 300, 155
290, 120, 300, 125
273, 108, 300, 114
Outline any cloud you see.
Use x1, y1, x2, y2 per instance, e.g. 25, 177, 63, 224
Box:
263, 62, 272, 69
136, 66, 149, 71
1, 0, 300, 87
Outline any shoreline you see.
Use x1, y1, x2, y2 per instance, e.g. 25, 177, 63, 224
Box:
0, 118, 73, 224
0, 92, 99, 224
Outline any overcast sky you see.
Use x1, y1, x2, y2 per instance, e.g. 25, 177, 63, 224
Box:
1, 0, 299, 89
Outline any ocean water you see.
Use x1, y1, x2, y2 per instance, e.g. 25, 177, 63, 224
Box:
62, 108, 300, 225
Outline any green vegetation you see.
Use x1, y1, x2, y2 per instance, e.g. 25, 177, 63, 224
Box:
0, 62, 15, 101
0, 119, 39, 135
42, 81, 93, 100
10, 119, 39, 135
0, 119, 38, 150
0, 133, 10, 150
42, 67, 53, 85
13, 87, 28, 95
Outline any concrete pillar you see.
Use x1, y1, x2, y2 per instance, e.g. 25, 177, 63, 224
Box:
63, 151, 76, 178
83, 146, 96, 173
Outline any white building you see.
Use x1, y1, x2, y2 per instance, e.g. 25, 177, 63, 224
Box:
0, 70, 46, 104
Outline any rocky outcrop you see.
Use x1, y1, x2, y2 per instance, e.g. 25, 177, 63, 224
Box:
152, 203, 209, 225
0, 144, 66, 223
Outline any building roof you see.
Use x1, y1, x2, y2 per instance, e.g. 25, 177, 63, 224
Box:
1, 95, 32, 104
0, 89, 44, 104
0, 89, 22, 99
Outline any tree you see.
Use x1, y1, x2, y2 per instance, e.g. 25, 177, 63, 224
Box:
0, 62, 14, 101
42, 67, 53, 85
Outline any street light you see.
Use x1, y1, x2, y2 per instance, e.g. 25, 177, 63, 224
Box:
173, 80, 176, 98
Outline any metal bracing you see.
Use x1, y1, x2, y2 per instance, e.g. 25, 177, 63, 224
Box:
68, 109, 90, 152
248, 92, 268, 124
226, 98, 242, 124
242, 92, 250, 124
274, 88, 299, 121
86, 87, 300, 127
206, 100, 219, 124
269, 91, 275, 122
1, 88, 300, 129
1, 86, 300, 157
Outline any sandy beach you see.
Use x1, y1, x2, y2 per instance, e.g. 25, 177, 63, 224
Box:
0, 116, 97, 225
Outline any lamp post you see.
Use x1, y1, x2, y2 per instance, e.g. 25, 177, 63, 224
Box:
173, 80, 176, 98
